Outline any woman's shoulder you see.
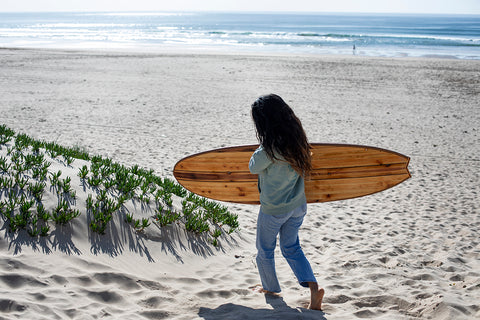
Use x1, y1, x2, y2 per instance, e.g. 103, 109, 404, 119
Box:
255, 145, 288, 163
252, 146, 271, 162
253, 145, 269, 157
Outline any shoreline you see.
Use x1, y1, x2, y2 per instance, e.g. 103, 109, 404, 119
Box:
0, 44, 474, 61
0, 47, 479, 319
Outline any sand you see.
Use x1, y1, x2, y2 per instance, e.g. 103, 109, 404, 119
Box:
0, 48, 479, 319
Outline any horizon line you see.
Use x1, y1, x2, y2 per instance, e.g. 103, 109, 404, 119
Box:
0, 10, 479, 16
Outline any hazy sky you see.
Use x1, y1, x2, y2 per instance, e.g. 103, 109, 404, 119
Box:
1, 0, 480, 14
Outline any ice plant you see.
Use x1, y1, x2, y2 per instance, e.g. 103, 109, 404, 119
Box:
0, 124, 239, 244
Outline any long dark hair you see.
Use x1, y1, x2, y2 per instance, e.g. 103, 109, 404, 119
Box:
251, 94, 312, 176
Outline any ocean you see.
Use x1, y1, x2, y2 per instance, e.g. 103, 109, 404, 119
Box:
0, 11, 479, 59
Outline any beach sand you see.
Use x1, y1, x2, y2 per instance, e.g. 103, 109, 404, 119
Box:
0, 48, 479, 319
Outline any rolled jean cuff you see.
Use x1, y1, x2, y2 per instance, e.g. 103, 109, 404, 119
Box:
299, 279, 317, 288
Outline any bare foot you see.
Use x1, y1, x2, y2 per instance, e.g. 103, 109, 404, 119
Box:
249, 284, 280, 296
308, 287, 324, 311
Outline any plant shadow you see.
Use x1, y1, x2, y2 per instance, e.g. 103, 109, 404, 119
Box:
87, 206, 155, 261
139, 211, 242, 264
87, 206, 242, 263
0, 191, 241, 262
0, 216, 81, 256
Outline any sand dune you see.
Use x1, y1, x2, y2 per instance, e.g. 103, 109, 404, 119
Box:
0, 48, 479, 319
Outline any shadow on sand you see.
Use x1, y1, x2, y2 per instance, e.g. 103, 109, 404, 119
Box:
198, 294, 327, 320
1, 204, 241, 263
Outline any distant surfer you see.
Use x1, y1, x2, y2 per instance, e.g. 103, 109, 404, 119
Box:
249, 94, 324, 310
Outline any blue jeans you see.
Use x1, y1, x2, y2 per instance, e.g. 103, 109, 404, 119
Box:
256, 202, 316, 293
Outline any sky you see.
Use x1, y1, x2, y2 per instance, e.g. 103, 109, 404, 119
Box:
1, 0, 480, 14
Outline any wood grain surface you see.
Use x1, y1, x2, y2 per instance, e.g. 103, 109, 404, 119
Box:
174, 144, 410, 204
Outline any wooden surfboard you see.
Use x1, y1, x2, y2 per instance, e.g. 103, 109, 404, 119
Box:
173, 144, 411, 204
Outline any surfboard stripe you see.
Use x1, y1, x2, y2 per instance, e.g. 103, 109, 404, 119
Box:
310, 163, 409, 179
174, 163, 408, 182
174, 171, 254, 182
178, 180, 259, 204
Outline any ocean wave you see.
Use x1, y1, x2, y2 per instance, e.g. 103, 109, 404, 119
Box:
2, 25, 478, 48
324, 33, 356, 38
297, 33, 320, 37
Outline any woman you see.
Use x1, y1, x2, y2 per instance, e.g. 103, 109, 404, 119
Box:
249, 94, 324, 310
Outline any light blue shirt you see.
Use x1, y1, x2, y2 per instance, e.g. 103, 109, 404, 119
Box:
249, 146, 307, 215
